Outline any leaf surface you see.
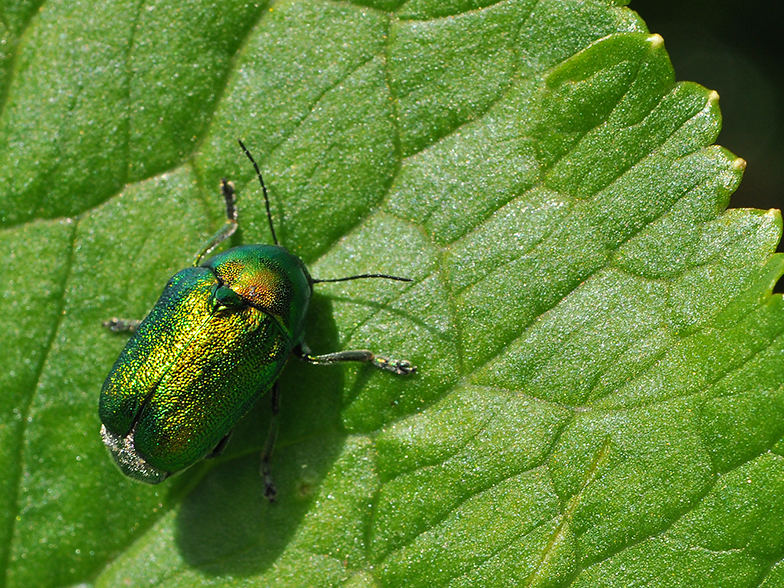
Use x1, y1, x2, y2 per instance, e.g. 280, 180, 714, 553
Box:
1, 1, 783, 587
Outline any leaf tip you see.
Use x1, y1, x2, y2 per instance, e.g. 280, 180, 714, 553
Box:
647, 33, 664, 49
732, 157, 747, 171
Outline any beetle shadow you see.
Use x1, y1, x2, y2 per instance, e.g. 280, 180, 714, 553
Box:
172, 293, 347, 576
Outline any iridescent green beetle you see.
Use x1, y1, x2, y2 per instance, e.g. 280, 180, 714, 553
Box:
99, 140, 414, 499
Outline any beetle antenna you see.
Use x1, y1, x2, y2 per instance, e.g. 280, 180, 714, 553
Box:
238, 139, 279, 246
313, 273, 412, 284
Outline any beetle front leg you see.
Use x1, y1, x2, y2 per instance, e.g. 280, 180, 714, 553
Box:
192, 178, 239, 266
294, 343, 416, 375
260, 381, 280, 502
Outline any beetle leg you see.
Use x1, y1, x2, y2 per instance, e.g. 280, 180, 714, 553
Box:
193, 179, 239, 266
260, 380, 280, 502
103, 318, 142, 333
294, 343, 416, 376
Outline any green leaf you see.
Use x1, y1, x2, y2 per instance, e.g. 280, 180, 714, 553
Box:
2, 0, 783, 587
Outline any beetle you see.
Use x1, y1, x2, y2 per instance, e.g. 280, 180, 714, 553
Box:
99, 140, 415, 499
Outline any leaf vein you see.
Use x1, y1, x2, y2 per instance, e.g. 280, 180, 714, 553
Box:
467, 147, 718, 377
1, 218, 78, 587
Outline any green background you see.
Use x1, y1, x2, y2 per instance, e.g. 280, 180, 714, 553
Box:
1, 0, 784, 586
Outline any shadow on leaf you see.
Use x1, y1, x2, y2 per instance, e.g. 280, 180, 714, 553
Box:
173, 294, 347, 575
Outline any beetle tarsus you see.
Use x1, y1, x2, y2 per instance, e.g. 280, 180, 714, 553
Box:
103, 318, 142, 333
259, 381, 280, 503
220, 178, 238, 223
372, 355, 417, 375
295, 345, 416, 375
262, 461, 278, 503
192, 179, 239, 266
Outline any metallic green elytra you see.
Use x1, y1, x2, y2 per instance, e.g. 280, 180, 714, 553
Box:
99, 141, 415, 497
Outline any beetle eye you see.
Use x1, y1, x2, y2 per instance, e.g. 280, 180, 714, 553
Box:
214, 285, 243, 308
